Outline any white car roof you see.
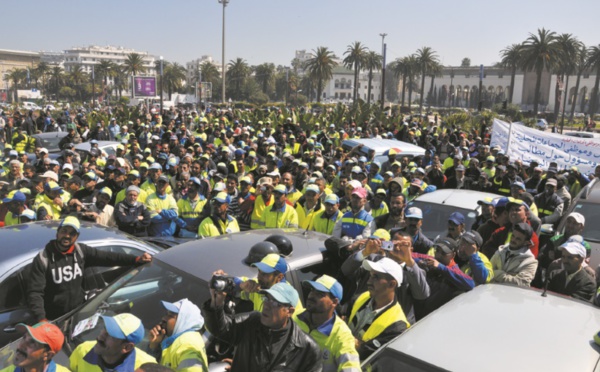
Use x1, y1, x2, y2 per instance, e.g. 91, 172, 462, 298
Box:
379, 284, 600, 372
412, 189, 500, 210
342, 138, 426, 157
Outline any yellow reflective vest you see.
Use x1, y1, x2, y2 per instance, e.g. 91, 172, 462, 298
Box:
70, 341, 156, 371
250, 194, 274, 229
160, 331, 208, 372
295, 312, 360, 372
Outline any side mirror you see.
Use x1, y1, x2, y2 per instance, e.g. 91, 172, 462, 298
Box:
540, 223, 554, 235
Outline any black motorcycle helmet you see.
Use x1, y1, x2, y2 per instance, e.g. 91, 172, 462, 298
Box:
244, 241, 279, 265
264, 234, 293, 257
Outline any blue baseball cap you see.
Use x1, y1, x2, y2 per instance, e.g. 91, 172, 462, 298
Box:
101, 314, 144, 344
303, 275, 343, 301
161, 299, 185, 314
493, 197, 513, 208
448, 212, 465, 225
252, 253, 288, 274
259, 282, 299, 306
2, 191, 26, 203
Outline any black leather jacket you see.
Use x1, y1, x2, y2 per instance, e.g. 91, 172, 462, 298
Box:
203, 303, 322, 372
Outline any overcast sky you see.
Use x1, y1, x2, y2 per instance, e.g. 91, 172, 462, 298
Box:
4, 0, 599, 68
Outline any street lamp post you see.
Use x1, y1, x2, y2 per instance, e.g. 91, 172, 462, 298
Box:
159, 56, 164, 114
379, 33, 387, 109
219, 0, 229, 104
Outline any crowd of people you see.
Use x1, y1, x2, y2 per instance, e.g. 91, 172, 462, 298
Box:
1, 103, 600, 371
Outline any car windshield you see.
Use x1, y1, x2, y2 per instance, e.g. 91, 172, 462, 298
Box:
34, 135, 63, 152
64, 260, 210, 352
570, 202, 600, 242
408, 201, 478, 240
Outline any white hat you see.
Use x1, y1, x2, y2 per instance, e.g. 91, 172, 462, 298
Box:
362, 258, 403, 287
567, 212, 585, 225
41, 171, 59, 182
62, 164, 73, 170
560, 241, 586, 258
347, 180, 362, 189
39, 147, 48, 154
314, 157, 324, 167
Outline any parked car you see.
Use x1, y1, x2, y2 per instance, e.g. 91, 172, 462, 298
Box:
0, 229, 334, 369
407, 189, 500, 240
536, 118, 548, 130
32, 132, 68, 153
551, 178, 600, 270
342, 138, 426, 164
0, 221, 168, 347
563, 131, 600, 139
21, 101, 41, 111
361, 284, 600, 372
74, 140, 119, 162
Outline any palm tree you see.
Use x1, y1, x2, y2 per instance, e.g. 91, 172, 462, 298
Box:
49, 66, 64, 101
304, 47, 337, 103
343, 41, 367, 103
500, 43, 523, 104
35, 62, 51, 95
163, 62, 187, 100
254, 63, 276, 96
552, 34, 581, 122
113, 65, 128, 100
198, 61, 220, 101
427, 61, 443, 108
569, 44, 588, 122
227, 58, 250, 100
123, 53, 146, 77
362, 51, 382, 105
95, 60, 116, 103
415, 46, 439, 114
587, 45, 600, 115
6, 68, 26, 102
520, 28, 559, 115
68, 64, 88, 102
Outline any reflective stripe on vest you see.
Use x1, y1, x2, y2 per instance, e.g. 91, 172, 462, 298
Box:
348, 292, 409, 342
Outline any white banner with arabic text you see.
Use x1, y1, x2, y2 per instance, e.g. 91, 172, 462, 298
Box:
490, 119, 600, 174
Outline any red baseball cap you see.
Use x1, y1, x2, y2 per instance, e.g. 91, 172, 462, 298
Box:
351, 187, 368, 199
17, 323, 64, 353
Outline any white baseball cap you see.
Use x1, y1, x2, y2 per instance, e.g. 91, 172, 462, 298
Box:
560, 241, 586, 258
362, 258, 403, 287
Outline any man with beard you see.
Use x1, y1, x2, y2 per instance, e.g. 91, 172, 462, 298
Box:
203, 282, 321, 372
70, 313, 156, 371
115, 170, 148, 205
295, 275, 360, 372
534, 178, 564, 226
148, 299, 208, 371
399, 207, 434, 255
115, 186, 152, 237
142, 163, 173, 195
472, 198, 494, 231
27, 217, 152, 322
371, 193, 406, 231
490, 222, 538, 287
5, 322, 69, 372
80, 187, 116, 227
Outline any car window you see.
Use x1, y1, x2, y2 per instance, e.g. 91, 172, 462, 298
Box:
408, 201, 477, 240
570, 202, 600, 241
66, 261, 210, 352
95, 244, 143, 256
34, 135, 63, 152
103, 146, 116, 156
362, 348, 445, 372
0, 269, 26, 312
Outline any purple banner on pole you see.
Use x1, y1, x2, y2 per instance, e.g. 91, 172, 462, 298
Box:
133, 76, 157, 97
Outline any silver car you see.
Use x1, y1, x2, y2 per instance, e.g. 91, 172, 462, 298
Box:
0, 221, 165, 347
362, 284, 600, 372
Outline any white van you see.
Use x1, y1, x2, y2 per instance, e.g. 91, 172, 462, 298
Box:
21, 101, 41, 111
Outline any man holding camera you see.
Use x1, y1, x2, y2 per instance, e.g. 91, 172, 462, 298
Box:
148, 299, 208, 371
202, 283, 322, 372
